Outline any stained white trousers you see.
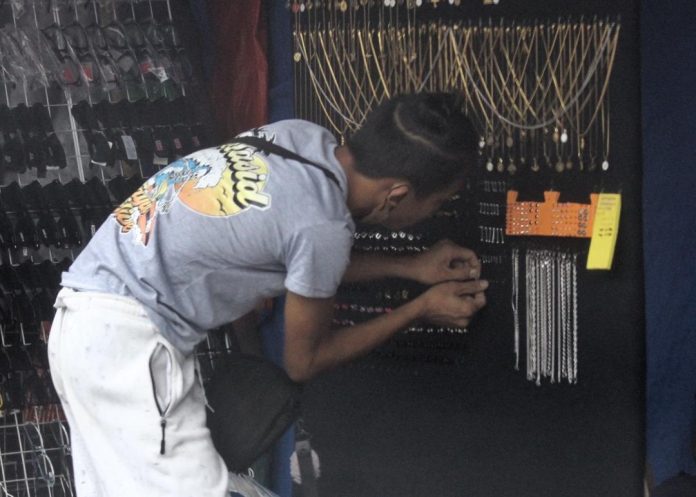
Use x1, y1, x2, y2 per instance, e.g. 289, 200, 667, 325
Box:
48, 288, 230, 497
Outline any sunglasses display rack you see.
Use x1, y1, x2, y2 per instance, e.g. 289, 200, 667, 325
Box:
0, 411, 73, 497
0, 0, 213, 494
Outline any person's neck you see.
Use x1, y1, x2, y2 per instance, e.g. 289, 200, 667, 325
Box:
334, 145, 387, 219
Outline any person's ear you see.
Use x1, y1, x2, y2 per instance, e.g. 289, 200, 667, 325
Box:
384, 183, 410, 210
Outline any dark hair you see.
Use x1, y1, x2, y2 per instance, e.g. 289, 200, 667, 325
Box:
346, 92, 478, 197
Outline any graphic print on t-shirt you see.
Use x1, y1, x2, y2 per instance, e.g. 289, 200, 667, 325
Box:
113, 138, 272, 246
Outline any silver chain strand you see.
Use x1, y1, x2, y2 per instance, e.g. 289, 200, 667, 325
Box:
521, 249, 579, 385
540, 253, 545, 384
559, 254, 568, 378
525, 251, 531, 380
512, 248, 520, 370
572, 252, 579, 384
565, 253, 573, 383
526, 251, 535, 381
536, 254, 546, 385
543, 254, 551, 381
555, 254, 561, 384
546, 254, 553, 381
552, 255, 557, 381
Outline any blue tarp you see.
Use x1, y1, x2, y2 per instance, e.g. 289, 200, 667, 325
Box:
264, 3, 295, 495
642, 0, 696, 486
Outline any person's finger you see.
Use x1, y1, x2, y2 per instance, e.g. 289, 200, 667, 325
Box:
447, 262, 480, 280
449, 279, 488, 296
454, 318, 471, 328
472, 291, 487, 310
447, 246, 481, 277
460, 296, 476, 317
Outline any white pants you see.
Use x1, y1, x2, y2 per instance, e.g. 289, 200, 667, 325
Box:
48, 288, 230, 497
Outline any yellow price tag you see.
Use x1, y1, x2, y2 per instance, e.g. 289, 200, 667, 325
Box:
586, 193, 621, 270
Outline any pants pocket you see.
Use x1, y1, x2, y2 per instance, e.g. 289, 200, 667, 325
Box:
149, 342, 174, 455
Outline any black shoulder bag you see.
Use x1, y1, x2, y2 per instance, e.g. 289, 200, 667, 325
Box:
205, 354, 302, 473
205, 136, 341, 474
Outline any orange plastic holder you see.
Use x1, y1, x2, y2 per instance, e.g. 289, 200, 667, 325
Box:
505, 190, 599, 238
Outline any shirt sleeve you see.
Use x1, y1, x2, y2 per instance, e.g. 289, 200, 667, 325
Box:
284, 222, 353, 298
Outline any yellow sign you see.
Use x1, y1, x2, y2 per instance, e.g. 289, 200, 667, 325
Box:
586, 193, 621, 270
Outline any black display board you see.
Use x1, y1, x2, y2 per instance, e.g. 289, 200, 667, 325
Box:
295, 1, 644, 496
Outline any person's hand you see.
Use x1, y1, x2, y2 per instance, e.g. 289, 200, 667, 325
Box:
417, 279, 488, 328
411, 239, 481, 285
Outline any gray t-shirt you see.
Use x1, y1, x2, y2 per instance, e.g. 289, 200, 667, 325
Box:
62, 120, 355, 355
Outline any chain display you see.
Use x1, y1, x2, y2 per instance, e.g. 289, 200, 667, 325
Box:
293, 3, 620, 174
292, 3, 621, 378
512, 247, 578, 385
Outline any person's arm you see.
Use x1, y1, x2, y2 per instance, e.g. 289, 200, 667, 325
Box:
342, 239, 482, 285
283, 279, 487, 382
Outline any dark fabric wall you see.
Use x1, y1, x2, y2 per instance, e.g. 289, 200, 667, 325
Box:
290, 1, 645, 496
641, 0, 696, 486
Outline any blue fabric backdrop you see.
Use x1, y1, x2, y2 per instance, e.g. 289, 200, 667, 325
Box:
264, 3, 295, 496
641, 0, 696, 486
267, 0, 295, 123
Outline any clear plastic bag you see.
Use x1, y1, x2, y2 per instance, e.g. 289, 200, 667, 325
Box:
28, 27, 66, 88
120, 18, 171, 84
13, 29, 52, 89
0, 28, 28, 86
227, 472, 280, 497
10, 0, 26, 18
